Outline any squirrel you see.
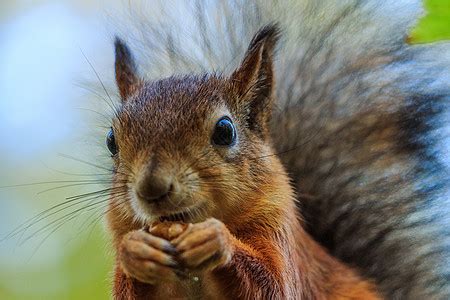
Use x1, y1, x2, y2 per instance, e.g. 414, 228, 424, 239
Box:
104, 0, 450, 299
108, 25, 380, 299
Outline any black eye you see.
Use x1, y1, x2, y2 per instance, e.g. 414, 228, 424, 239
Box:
212, 117, 236, 146
106, 128, 118, 155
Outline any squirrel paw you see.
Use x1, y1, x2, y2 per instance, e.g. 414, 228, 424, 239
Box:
172, 218, 233, 272
119, 230, 179, 284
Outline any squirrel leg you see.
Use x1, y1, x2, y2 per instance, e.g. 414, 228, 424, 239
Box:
113, 265, 155, 300
171, 218, 234, 271
118, 230, 179, 284
113, 230, 180, 300
172, 218, 286, 299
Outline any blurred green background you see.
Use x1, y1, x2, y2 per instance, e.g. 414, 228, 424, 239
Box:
0, 0, 448, 299
411, 0, 450, 42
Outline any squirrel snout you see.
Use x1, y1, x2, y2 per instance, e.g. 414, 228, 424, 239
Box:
135, 174, 173, 203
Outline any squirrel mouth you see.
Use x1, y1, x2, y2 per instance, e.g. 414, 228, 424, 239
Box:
158, 211, 188, 223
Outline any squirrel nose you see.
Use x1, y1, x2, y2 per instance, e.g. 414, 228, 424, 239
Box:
136, 174, 173, 203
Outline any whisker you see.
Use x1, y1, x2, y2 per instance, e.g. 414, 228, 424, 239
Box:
3, 186, 128, 241
79, 47, 118, 116
75, 107, 114, 124
74, 82, 111, 105
58, 153, 123, 175
28, 212, 81, 261
65, 186, 127, 201
80, 195, 130, 235
19, 197, 116, 245
28, 193, 129, 258
40, 160, 115, 178
0, 180, 115, 189
36, 181, 115, 195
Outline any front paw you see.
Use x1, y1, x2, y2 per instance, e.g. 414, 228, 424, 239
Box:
119, 230, 179, 284
172, 218, 233, 272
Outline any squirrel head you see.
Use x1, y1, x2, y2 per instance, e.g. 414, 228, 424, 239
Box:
110, 25, 286, 225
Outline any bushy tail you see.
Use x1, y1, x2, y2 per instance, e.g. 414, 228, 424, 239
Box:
109, 0, 450, 298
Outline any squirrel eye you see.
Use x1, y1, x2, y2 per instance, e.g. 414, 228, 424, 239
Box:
106, 128, 118, 155
212, 117, 236, 146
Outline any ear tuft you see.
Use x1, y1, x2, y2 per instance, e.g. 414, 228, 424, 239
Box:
230, 24, 280, 138
247, 23, 280, 54
114, 37, 140, 101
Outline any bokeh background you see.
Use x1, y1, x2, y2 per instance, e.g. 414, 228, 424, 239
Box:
0, 0, 449, 299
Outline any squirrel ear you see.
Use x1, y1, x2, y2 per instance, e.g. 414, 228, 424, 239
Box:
114, 37, 141, 101
230, 24, 280, 137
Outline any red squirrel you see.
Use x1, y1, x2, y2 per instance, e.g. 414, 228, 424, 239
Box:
106, 25, 380, 299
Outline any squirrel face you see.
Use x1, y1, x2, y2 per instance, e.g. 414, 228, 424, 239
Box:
110, 26, 282, 225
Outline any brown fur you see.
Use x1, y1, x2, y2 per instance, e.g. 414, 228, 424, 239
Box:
107, 26, 381, 299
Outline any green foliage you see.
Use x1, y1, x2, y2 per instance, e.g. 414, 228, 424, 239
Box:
411, 0, 450, 43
